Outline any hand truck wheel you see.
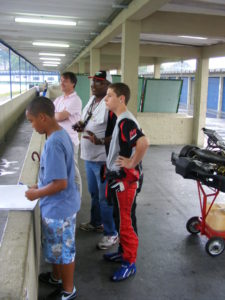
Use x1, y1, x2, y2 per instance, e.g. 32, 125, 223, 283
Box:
205, 237, 225, 257
186, 216, 200, 234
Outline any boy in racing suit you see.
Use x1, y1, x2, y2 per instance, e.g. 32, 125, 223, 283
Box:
104, 82, 149, 281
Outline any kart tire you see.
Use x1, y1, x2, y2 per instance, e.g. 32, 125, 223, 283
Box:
179, 145, 199, 158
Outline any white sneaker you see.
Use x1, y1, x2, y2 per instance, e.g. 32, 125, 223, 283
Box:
97, 234, 119, 250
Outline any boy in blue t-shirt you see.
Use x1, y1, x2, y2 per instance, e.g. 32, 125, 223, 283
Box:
25, 97, 80, 300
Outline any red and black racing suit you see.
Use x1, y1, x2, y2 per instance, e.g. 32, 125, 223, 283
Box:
106, 118, 144, 264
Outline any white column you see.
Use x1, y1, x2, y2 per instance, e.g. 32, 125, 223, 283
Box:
187, 77, 192, 112
90, 48, 100, 76
217, 76, 224, 118
154, 60, 161, 79
72, 63, 79, 73
121, 20, 140, 116
192, 57, 209, 146
68, 63, 78, 73
78, 59, 86, 74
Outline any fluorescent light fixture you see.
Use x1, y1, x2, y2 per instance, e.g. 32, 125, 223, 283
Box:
43, 62, 59, 65
15, 17, 76, 26
40, 57, 61, 61
33, 42, 69, 48
39, 52, 66, 56
43, 64, 59, 67
178, 35, 208, 40
43, 61, 60, 64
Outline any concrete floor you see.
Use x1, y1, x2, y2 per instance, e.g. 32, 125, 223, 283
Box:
39, 145, 225, 300
2, 117, 225, 299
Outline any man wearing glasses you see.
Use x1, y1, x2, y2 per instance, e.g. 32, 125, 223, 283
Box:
73, 71, 118, 250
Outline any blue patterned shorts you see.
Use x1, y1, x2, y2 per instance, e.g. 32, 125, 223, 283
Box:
41, 213, 76, 264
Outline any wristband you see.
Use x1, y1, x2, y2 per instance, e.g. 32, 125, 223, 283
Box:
99, 138, 105, 145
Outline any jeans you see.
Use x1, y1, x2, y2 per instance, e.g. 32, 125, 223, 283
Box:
85, 160, 117, 236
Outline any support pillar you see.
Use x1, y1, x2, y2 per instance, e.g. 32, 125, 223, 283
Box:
90, 48, 100, 76
78, 59, 86, 74
154, 60, 161, 79
71, 63, 79, 73
217, 76, 224, 118
187, 77, 192, 112
121, 20, 140, 116
192, 57, 209, 146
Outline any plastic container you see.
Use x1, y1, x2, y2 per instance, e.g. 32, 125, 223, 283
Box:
206, 203, 225, 231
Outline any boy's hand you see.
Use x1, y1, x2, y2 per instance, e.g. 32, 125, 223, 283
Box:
25, 188, 39, 201
116, 156, 133, 169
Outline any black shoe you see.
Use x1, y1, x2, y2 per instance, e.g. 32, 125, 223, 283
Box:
79, 222, 104, 232
39, 272, 62, 287
45, 286, 77, 300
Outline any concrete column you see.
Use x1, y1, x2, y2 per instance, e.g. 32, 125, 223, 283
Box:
78, 59, 86, 74
154, 60, 161, 79
187, 77, 192, 112
217, 76, 224, 118
192, 57, 209, 146
71, 63, 79, 73
90, 48, 100, 76
121, 20, 140, 116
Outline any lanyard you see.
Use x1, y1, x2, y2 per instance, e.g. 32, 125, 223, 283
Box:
83, 98, 101, 127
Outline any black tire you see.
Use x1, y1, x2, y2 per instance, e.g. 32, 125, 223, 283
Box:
186, 216, 200, 234
179, 145, 199, 158
205, 237, 225, 257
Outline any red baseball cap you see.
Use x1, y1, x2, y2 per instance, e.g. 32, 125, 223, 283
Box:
88, 70, 107, 81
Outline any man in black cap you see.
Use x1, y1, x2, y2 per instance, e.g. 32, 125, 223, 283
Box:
73, 70, 118, 250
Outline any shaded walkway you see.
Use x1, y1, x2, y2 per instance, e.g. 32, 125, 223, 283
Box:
39, 143, 225, 300
1, 115, 225, 299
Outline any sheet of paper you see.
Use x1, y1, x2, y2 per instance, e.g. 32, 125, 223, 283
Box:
0, 185, 38, 210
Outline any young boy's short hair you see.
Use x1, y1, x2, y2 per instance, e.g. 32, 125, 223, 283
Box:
27, 96, 55, 117
108, 82, 130, 104
61, 72, 77, 88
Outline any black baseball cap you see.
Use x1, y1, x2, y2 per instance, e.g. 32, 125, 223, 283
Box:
88, 70, 107, 81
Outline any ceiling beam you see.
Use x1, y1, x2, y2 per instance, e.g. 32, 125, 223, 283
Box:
73, 0, 169, 64
100, 42, 201, 59
140, 44, 201, 59
101, 43, 121, 55
141, 11, 225, 38
203, 43, 225, 58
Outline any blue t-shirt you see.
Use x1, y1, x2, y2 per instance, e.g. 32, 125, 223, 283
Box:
38, 129, 80, 219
